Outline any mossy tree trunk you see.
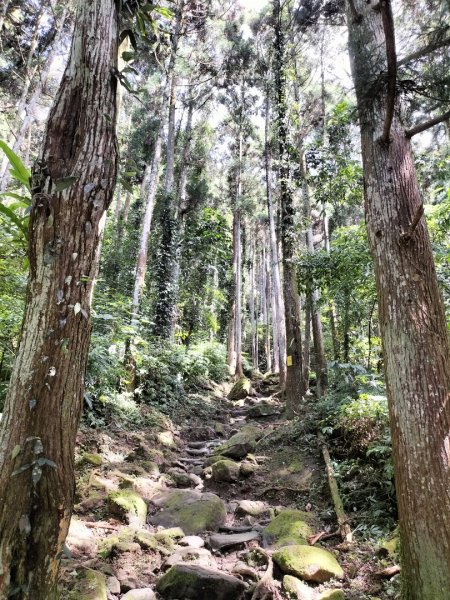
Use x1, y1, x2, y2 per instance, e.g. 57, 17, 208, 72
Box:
0, 0, 118, 597
347, 2, 450, 598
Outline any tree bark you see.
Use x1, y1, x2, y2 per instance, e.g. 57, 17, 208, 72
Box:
273, 0, 304, 417
0, 0, 118, 597
324, 215, 340, 361
347, 2, 450, 598
265, 89, 286, 385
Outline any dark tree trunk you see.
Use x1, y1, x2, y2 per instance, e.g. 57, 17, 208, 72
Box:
0, 1, 118, 597
347, 2, 450, 597
273, 0, 304, 417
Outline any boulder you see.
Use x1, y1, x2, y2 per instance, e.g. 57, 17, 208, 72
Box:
107, 490, 147, 526
228, 377, 251, 401
81, 452, 103, 466
121, 590, 156, 600
262, 510, 313, 548
157, 564, 246, 600
211, 459, 241, 482
214, 426, 262, 460
68, 569, 107, 600
162, 547, 215, 570
236, 500, 267, 517
247, 402, 281, 418
283, 575, 314, 600
273, 545, 344, 583
180, 535, 205, 548
208, 531, 260, 551
167, 467, 195, 488
150, 489, 226, 535
240, 461, 256, 477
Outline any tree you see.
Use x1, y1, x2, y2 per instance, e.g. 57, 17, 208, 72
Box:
0, 0, 118, 596
273, 0, 304, 417
346, 1, 450, 597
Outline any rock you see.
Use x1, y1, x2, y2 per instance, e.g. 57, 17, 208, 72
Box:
150, 489, 226, 535
99, 528, 139, 558
66, 517, 97, 558
157, 564, 246, 600
236, 500, 267, 517
231, 562, 259, 580
283, 575, 314, 600
163, 547, 215, 569
247, 402, 281, 418
228, 377, 251, 401
262, 510, 313, 548
68, 569, 107, 600
81, 452, 103, 466
240, 461, 256, 477
208, 530, 260, 551
158, 431, 176, 448
214, 425, 262, 460
211, 459, 241, 482
318, 591, 345, 600
167, 467, 195, 488
121, 590, 156, 600
378, 534, 399, 557
204, 454, 229, 467
106, 577, 121, 595
273, 545, 344, 583
107, 490, 147, 526
180, 535, 205, 548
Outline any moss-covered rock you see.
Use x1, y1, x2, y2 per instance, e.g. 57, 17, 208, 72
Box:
283, 575, 314, 600
203, 454, 229, 467
211, 459, 241, 482
107, 490, 147, 526
68, 569, 107, 600
273, 545, 344, 583
150, 490, 226, 535
158, 430, 176, 448
98, 527, 136, 558
81, 453, 103, 466
240, 461, 256, 477
214, 425, 262, 460
227, 377, 251, 401
121, 590, 156, 600
156, 564, 246, 599
247, 402, 281, 418
318, 590, 346, 600
262, 510, 313, 548
167, 467, 195, 487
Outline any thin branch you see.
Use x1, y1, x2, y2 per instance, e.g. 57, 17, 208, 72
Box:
379, 0, 397, 143
405, 109, 450, 138
400, 204, 424, 243
398, 36, 450, 68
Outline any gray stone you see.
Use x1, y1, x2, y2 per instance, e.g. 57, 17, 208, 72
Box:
121, 589, 156, 600
208, 530, 260, 551
179, 535, 205, 548
157, 564, 246, 599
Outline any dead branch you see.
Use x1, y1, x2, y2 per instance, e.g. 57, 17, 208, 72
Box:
307, 529, 340, 545
400, 204, 424, 242
251, 548, 281, 600
322, 445, 353, 543
405, 109, 450, 138
375, 565, 401, 578
398, 37, 450, 68
83, 521, 119, 531
379, 0, 397, 143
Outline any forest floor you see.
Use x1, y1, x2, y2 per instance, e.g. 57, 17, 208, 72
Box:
61, 375, 400, 600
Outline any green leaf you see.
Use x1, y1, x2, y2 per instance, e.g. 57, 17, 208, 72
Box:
0, 140, 31, 190
121, 50, 135, 62
11, 445, 21, 459
0, 203, 28, 235
0, 191, 31, 206
54, 176, 78, 192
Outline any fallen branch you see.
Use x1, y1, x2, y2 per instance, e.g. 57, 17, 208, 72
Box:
307, 529, 340, 545
322, 444, 353, 543
83, 521, 119, 531
375, 565, 401, 578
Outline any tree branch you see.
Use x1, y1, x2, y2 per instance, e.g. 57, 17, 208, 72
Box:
398, 37, 450, 68
379, 0, 397, 143
405, 109, 450, 138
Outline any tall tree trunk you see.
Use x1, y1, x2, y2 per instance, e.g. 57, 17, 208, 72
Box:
265, 89, 286, 385
249, 240, 258, 371
347, 2, 450, 598
324, 215, 340, 360
303, 296, 311, 392
131, 122, 163, 323
234, 207, 243, 378
264, 247, 272, 373
0, 1, 118, 597
300, 150, 327, 398
273, 0, 304, 417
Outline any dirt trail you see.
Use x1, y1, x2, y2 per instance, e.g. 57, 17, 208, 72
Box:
62, 377, 396, 600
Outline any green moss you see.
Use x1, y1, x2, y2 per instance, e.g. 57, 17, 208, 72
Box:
68, 569, 107, 599
204, 454, 229, 466
283, 575, 314, 600
108, 490, 147, 525
318, 590, 346, 600
227, 377, 251, 400
82, 453, 103, 466
214, 425, 262, 460
273, 545, 344, 583
211, 459, 241, 482
262, 510, 313, 548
